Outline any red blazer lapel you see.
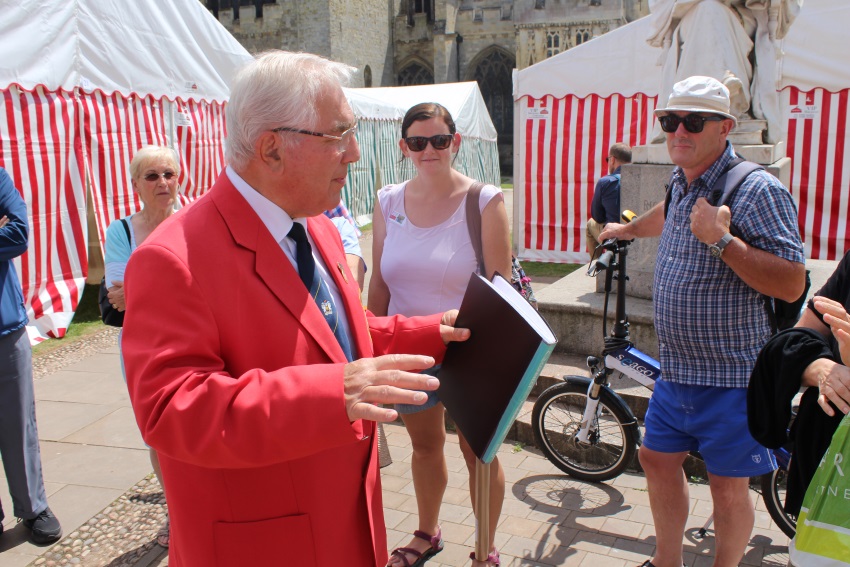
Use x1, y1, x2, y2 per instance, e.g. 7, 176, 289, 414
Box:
209, 178, 348, 362
307, 216, 373, 358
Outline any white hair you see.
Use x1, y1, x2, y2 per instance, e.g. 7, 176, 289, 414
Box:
225, 51, 356, 171
129, 145, 180, 180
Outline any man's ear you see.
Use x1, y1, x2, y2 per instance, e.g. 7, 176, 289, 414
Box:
721, 119, 735, 137
257, 131, 284, 170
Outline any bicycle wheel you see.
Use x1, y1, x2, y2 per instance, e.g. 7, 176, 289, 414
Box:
760, 468, 796, 538
532, 380, 639, 482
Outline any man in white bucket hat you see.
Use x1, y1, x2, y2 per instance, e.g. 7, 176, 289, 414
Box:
601, 76, 805, 567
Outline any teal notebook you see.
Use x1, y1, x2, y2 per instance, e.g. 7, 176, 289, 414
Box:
437, 272, 557, 463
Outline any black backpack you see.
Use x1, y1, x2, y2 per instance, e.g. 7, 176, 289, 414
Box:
663, 158, 810, 333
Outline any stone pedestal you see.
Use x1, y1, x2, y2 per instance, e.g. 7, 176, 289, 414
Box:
597, 144, 792, 300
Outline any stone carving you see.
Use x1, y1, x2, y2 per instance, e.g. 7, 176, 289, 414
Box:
646, 0, 803, 144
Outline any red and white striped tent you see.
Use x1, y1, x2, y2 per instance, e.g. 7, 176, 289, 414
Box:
0, 0, 252, 341
513, 0, 850, 263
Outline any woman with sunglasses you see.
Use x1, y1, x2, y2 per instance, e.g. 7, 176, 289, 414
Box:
369, 103, 511, 567
104, 144, 180, 549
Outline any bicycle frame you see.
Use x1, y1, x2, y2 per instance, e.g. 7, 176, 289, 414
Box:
577, 239, 658, 443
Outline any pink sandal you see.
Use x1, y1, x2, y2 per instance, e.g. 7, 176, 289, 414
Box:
387, 528, 443, 567
469, 549, 500, 566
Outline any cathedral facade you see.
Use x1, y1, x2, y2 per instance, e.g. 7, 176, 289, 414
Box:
205, 0, 648, 164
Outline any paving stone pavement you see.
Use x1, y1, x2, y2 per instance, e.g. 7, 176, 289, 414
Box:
381, 423, 791, 567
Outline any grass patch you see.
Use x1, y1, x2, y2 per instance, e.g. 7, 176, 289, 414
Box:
32, 284, 106, 358
520, 262, 582, 279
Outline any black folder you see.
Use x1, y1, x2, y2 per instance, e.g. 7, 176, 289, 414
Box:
437, 272, 556, 462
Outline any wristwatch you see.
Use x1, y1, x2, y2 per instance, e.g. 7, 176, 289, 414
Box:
708, 233, 734, 258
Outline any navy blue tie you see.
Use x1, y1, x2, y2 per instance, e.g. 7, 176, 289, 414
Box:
287, 222, 354, 362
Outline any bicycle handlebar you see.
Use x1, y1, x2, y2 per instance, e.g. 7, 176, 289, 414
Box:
595, 248, 615, 271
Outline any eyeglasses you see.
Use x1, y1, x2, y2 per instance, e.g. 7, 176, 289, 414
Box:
143, 171, 177, 182
404, 134, 454, 152
658, 113, 726, 134
272, 125, 358, 150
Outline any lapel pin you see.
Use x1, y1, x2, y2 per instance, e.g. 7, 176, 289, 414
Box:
337, 262, 349, 284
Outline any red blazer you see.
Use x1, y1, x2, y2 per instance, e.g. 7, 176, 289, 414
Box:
122, 175, 446, 567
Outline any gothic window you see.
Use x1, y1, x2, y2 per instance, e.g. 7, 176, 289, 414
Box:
576, 29, 591, 45
535, 0, 545, 9
408, 0, 433, 24
364, 66, 373, 88
470, 49, 515, 144
398, 64, 434, 86
546, 31, 562, 58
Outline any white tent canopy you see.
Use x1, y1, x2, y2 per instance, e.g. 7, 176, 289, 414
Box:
779, 1, 850, 91
342, 82, 500, 223
514, 16, 662, 100
514, 0, 849, 101
345, 82, 498, 141
1, 0, 249, 102
0, 0, 252, 342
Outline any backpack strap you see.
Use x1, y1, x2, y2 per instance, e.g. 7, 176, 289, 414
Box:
710, 158, 763, 236
465, 181, 486, 276
663, 170, 675, 219
663, 158, 763, 221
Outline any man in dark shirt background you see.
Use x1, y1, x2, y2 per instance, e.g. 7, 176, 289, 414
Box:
585, 143, 632, 254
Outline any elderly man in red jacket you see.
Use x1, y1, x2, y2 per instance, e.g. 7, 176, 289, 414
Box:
122, 51, 468, 567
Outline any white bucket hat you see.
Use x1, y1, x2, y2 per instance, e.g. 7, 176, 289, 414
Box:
654, 75, 737, 126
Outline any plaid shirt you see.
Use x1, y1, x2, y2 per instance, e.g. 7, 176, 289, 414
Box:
323, 200, 361, 236
654, 144, 805, 388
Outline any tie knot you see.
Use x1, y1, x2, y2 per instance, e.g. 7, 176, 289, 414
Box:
288, 222, 308, 244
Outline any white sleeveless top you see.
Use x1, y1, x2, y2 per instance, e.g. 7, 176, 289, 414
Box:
378, 180, 501, 317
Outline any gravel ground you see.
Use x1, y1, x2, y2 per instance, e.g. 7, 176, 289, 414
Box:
30, 328, 169, 567
31, 476, 167, 567
32, 327, 120, 379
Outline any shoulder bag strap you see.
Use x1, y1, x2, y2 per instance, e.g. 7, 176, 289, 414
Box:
119, 217, 131, 244
465, 181, 486, 276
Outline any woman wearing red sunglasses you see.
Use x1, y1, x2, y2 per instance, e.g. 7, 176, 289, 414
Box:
368, 103, 511, 567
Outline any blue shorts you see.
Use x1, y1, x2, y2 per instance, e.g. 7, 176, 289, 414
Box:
643, 380, 776, 477
394, 366, 441, 415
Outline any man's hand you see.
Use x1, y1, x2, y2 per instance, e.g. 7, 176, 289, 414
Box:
0, 215, 8, 229
599, 201, 665, 241
439, 309, 471, 345
599, 222, 633, 242
814, 296, 850, 366
689, 198, 731, 245
343, 354, 439, 422
803, 357, 850, 417
107, 281, 126, 312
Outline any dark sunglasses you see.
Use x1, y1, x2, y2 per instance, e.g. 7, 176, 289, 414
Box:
404, 134, 453, 152
143, 171, 177, 182
658, 113, 726, 134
